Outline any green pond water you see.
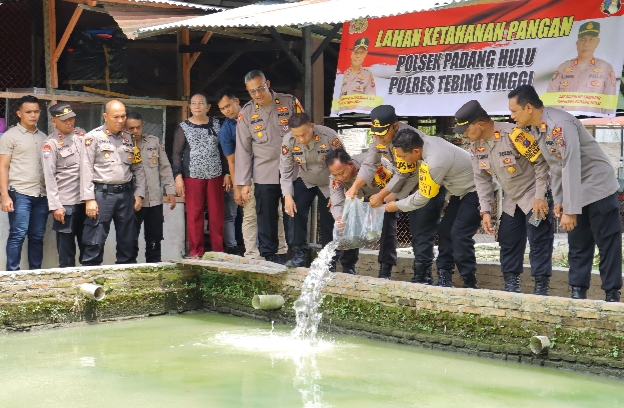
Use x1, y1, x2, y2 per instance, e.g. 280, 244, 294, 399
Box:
0, 313, 622, 408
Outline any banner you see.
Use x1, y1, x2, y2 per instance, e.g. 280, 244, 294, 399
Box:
331, 0, 624, 118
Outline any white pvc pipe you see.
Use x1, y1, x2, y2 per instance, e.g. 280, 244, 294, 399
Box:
79, 283, 106, 301
252, 295, 285, 310
530, 335, 551, 354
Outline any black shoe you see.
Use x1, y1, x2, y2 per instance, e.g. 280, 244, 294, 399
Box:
436, 269, 454, 288
285, 250, 306, 268
378, 263, 393, 280
265, 253, 286, 265
605, 289, 621, 302
503, 272, 521, 293
329, 259, 337, 272
224, 246, 240, 256
571, 286, 588, 299
342, 265, 356, 275
534, 276, 550, 296
410, 262, 433, 285
462, 273, 479, 289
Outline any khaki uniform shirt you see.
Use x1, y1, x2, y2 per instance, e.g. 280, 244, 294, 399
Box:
329, 153, 418, 219
235, 91, 304, 186
0, 123, 47, 197
546, 57, 617, 114
135, 134, 175, 208
359, 122, 421, 194
280, 125, 343, 199
527, 107, 618, 215
42, 127, 86, 210
471, 122, 550, 217
80, 124, 146, 201
396, 136, 475, 212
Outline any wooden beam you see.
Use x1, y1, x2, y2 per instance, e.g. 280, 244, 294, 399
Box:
188, 31, 212, 69
181, 28, 190, 97
311, 24, 341, 65
91, 0, 193, 9
179, 41, 303, 53
52, 6, 83, 63
268, 27, 304, 74
63, 0, 98, 5
48, 0, 58, 88
83, 86, 131, 98
0, 91, 188, 107
196, 50, 242, 90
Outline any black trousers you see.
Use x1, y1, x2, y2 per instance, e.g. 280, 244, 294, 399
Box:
408, 186, 447, 265
498, 204, 554, 276
133, 204, 164, 263
568, 192, 623, 291
436, 191, 481, 276
254, 183, 283, 257
346, 211, 398, 267
82, 186, 136, 266
291, 177, 359, 267
53, 203, 86, 268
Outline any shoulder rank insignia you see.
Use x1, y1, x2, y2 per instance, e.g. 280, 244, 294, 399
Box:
493, 131, 500, 141
275, 98, 280, 104
332, 138, 343, 148
540, 122, 547, 132
315, 134, 320, 142
255, 103, 260, 110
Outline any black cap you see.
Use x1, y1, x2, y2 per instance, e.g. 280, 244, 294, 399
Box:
49, 103, 76, 120
453, 100, 488, 133
353, 37, 370, 51
370, 105, 397, 136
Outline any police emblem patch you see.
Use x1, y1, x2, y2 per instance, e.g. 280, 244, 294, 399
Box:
104, 152, 110, 159
282, 145, 289, 155
507, 166, 516, 174
332, 180, 343, 190
257, 132, 263, 138
591, 80, 601, 87
503, 157, 512, 165
152, 158, 157, 164
85, 138, 93, 146
349, 18, 368, 34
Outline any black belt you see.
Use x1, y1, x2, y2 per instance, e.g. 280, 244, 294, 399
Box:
94, 182, 132, 193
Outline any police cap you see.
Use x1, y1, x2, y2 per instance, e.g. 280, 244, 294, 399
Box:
370, 105, 397, 136
578, 21, 600, 38
453, 100, 488, 134
353, 37, 370, 51
49, 103, 76, 120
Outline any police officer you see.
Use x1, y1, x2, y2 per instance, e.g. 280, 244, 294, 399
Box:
335, 37, 376, 113
456, 100, 554, 295
385, 128, 481, 289
235, 70, 304, 264
125, 111, 175, 263
328, 148, 417, 279
347, 105, 446, 284
42, 103, 87, 268
280, 113, 352, 271
546, 21, 617, 115
80, 100, 146, 266
509, 85, 622, 302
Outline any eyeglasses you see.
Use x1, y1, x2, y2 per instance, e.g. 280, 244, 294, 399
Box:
248, 84, 267, 95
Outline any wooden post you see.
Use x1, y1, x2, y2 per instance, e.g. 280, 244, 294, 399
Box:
181, 29, 190, 98
302, 26, 313, 118
46, 0, 57, 89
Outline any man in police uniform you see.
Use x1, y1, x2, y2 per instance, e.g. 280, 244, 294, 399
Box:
80, 100, 146, 266
280, 113, 353, 270
235, 70, 304, 264
328, 148, 417, 279
385, 128, 481, 289
335, 37, 377, 113
42, 103, 87, 267
125, 111, 175, 263
546, 21, 617, 115
509, 85, 622, 302
346, 105, 446, 284
456, 100, 554, 295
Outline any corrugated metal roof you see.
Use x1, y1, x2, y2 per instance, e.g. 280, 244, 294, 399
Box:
104, 4, 210, 39
106, 0, 224, 11
135, 0, 467, 35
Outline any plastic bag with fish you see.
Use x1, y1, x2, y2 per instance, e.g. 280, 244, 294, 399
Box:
333, 198, 385, 250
